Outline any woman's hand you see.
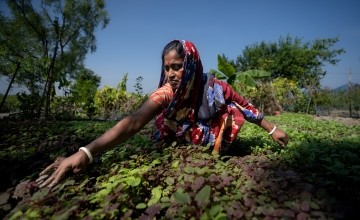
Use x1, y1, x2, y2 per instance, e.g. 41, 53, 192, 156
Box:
36, 150, 89, 188
271, 127, 289, 147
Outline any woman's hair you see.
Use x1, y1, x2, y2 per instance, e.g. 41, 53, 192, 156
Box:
161, 40, 185, 64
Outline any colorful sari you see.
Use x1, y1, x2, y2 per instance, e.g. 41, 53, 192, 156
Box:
151, 40, 263, 152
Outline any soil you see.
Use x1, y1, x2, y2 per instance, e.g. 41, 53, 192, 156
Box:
313, 115, 360, 126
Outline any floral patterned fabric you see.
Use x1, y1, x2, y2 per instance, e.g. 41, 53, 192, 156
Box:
151, 40, 263, 150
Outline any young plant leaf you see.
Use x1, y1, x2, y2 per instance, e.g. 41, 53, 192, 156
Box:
209, 204, 223, 217
136, 203, 147, 209
147, 186, 163, 206
173, 189, 191, 205
217, 54, 235, 77
171, 160, 180, 168
236, 73, 257, 88
194, 185, 211, 208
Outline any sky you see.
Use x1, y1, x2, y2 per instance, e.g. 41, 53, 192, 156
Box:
1, 0, 360, 94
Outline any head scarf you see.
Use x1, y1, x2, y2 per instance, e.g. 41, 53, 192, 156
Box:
158, 40, 204, 123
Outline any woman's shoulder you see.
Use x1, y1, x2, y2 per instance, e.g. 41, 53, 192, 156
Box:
150, 83, 174, 108
151, 83, 173, 94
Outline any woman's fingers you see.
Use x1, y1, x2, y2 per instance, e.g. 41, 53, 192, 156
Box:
39, 173, 56, 188
277, 139, 285, 147
35, 174, 49, 184
47, 167, 69, 188
278, 136, 288, 146
37, 157, 69, 188
39, 166, 63, 188
283, 137, 289, 145
38, 161, 65, 188
39, 157, 66, 176
39, 163, 56, 176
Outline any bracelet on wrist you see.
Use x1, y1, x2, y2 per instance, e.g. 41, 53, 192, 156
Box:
268, 125, 277, 135
79, 147, 93, 163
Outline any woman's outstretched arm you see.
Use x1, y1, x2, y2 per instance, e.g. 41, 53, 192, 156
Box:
85, 99, 162, 155
37, 99, 162, 188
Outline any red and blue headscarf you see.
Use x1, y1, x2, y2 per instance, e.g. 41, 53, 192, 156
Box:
158, 40, 204, 123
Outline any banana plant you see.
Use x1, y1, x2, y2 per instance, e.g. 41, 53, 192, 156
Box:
209, 55, 271, 94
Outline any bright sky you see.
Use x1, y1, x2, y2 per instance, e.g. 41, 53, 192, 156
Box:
1, 0, 360, 94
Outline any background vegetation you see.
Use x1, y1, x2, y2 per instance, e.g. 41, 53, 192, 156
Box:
1, 1, 358, 119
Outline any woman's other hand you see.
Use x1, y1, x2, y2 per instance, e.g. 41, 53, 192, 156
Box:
36, 150, 90, 188
271, 127, 289, 147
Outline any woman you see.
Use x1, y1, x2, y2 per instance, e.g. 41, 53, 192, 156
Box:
36, 40, 288, 188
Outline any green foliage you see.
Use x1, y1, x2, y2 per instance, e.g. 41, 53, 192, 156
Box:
118, 73, 128, 92
271, 77, 304, 112
94, 84, 127, 120
244, 81, 283, 115
70, 68, 101, 119
0, 94, 19, 113
210, 54, 271, 95
94, 74, 147, 120
134, 76, 144, 96
16, 92, 42, 118
50, 95, 75, 120
2, 113, 360, 219
347, 85, 360, 117
313, 87, 334, 113
224, 35, 344, 114
1, 0, 109, 118
236, 35, 345, 85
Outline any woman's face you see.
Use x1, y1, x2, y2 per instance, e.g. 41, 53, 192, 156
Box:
164, 49, 184, 90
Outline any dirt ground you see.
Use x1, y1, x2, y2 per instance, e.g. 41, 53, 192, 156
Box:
314, 109, 360, 126
0, 113, 9, 119
314, 115, 360, 126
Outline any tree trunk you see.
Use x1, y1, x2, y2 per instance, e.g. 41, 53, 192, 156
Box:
45, 70, 54, 119
38, 74, 49, 118
306, 96, 312, 114
349, 101, 352, 118
41, 41, 59, 119
0, 62, 21, 112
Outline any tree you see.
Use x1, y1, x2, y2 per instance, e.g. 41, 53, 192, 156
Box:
70, 68, 101, 118
235, 35, 345, 114
0, 13, 33, 111
313, 87, 334, 115
236, 35, 345, 87
1, 0, 109, 118
347, 84, 360, 118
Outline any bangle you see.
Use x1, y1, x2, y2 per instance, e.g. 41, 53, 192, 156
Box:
79, 147, 93, 163
268, 125, 277, 135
